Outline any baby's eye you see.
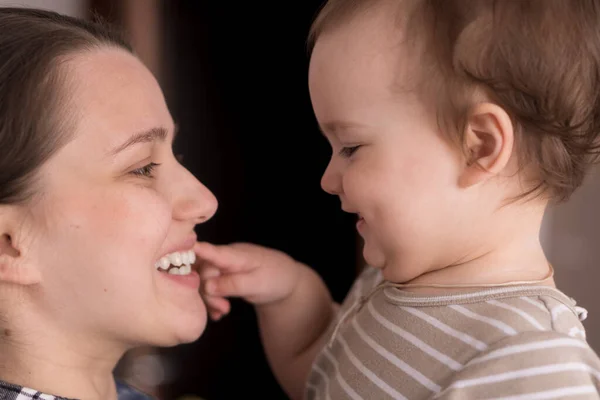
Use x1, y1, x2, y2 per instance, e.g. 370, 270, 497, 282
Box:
130, 162, 160, 178
339, 145, 361, 158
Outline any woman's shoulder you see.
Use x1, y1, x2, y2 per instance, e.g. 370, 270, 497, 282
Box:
0, 379, 155, 400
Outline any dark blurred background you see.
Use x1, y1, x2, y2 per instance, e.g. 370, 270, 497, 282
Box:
3, 1, 600, 399
91, 1, 358, 399
155, 2, 358, 399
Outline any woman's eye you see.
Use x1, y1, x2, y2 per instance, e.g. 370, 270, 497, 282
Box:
339, 145, 361, 158
130, 162, 160, 178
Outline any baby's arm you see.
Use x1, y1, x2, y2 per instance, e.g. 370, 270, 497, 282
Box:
257, 265, 338, 400
195, 242, 337, 400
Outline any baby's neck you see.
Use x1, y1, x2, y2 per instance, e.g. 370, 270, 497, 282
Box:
403, 249, 552, 294
402, 208, 553, 293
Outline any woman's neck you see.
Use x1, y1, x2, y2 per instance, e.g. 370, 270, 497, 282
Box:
0, 322, 124, 400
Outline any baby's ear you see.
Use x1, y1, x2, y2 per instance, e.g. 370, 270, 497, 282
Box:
0, 207, 41, 285
458, 103, 515, 188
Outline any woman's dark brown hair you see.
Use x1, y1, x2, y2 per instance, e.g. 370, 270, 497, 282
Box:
0, 7, 132, 204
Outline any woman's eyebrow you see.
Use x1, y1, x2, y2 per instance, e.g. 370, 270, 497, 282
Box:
109, 126, 168, 156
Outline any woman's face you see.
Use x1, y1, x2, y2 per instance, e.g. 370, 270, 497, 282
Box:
22, 48, 218, 349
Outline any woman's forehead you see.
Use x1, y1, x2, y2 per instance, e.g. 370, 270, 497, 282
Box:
63, 48, 173, 150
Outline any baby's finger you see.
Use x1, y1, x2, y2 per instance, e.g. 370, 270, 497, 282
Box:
203, 273, 258, 299
210, 310, 223, 321
204, 295, 230, 316
199, 265, 221, 280
203, 295, 230, 321
194, 242, 255, 274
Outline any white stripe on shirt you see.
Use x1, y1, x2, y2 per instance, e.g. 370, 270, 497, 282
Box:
469, 338, 589, 365
323, 349, 364, 400
550, 304, 570, 321
487, 300, 545, 330
338, 334, 410, 399
351, 317, 440, 393
520, 296, 548, 313
312, 364, 333, 400
449, 362, 600, 389
450, 305, 517, 335
490, 385, 598, 400
367, 302, 462, 370
401, 306, 488, 351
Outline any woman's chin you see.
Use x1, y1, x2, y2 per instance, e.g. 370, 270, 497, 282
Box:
150, 302, 208, 347
173, 306, 208, 345
172, 326, 206, 346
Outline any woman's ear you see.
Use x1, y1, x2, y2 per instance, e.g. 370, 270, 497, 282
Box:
458, 103, 515, 188
0, 208, 41, 285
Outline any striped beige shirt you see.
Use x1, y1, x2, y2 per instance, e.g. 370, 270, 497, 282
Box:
305, 267, 600, 399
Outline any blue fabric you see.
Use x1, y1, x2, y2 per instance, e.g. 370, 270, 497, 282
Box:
116, 381, 155, 400
0, 379, 154, 399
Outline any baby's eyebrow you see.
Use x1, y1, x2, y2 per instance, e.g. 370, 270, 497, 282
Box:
319, 120, 367, 136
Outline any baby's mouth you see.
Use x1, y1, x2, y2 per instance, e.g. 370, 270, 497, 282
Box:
154, 250, 196, 276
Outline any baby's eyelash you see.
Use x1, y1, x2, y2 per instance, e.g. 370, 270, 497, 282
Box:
339, 145, 361, 158
130, 162, 160, 178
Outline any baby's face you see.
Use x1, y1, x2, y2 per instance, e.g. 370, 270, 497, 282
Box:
309, 5, 479, 282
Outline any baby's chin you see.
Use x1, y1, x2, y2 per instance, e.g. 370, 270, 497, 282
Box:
361, 240, 386, 270
362, 244, 416, 283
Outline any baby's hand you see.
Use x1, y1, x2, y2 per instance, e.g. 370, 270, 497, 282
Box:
194, 242, 304, 321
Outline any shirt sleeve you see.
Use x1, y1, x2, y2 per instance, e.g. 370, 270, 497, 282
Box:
435, 330, 600, 399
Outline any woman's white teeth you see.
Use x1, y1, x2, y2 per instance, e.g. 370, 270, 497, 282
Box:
155, 250, 195, 275
182, 251, 197, 265
158, 257, 170, 269
169, 252, 183, 266
168, 264, 192, 275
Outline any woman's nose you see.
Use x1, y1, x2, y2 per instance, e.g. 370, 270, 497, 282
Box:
171, 167, 218, 224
